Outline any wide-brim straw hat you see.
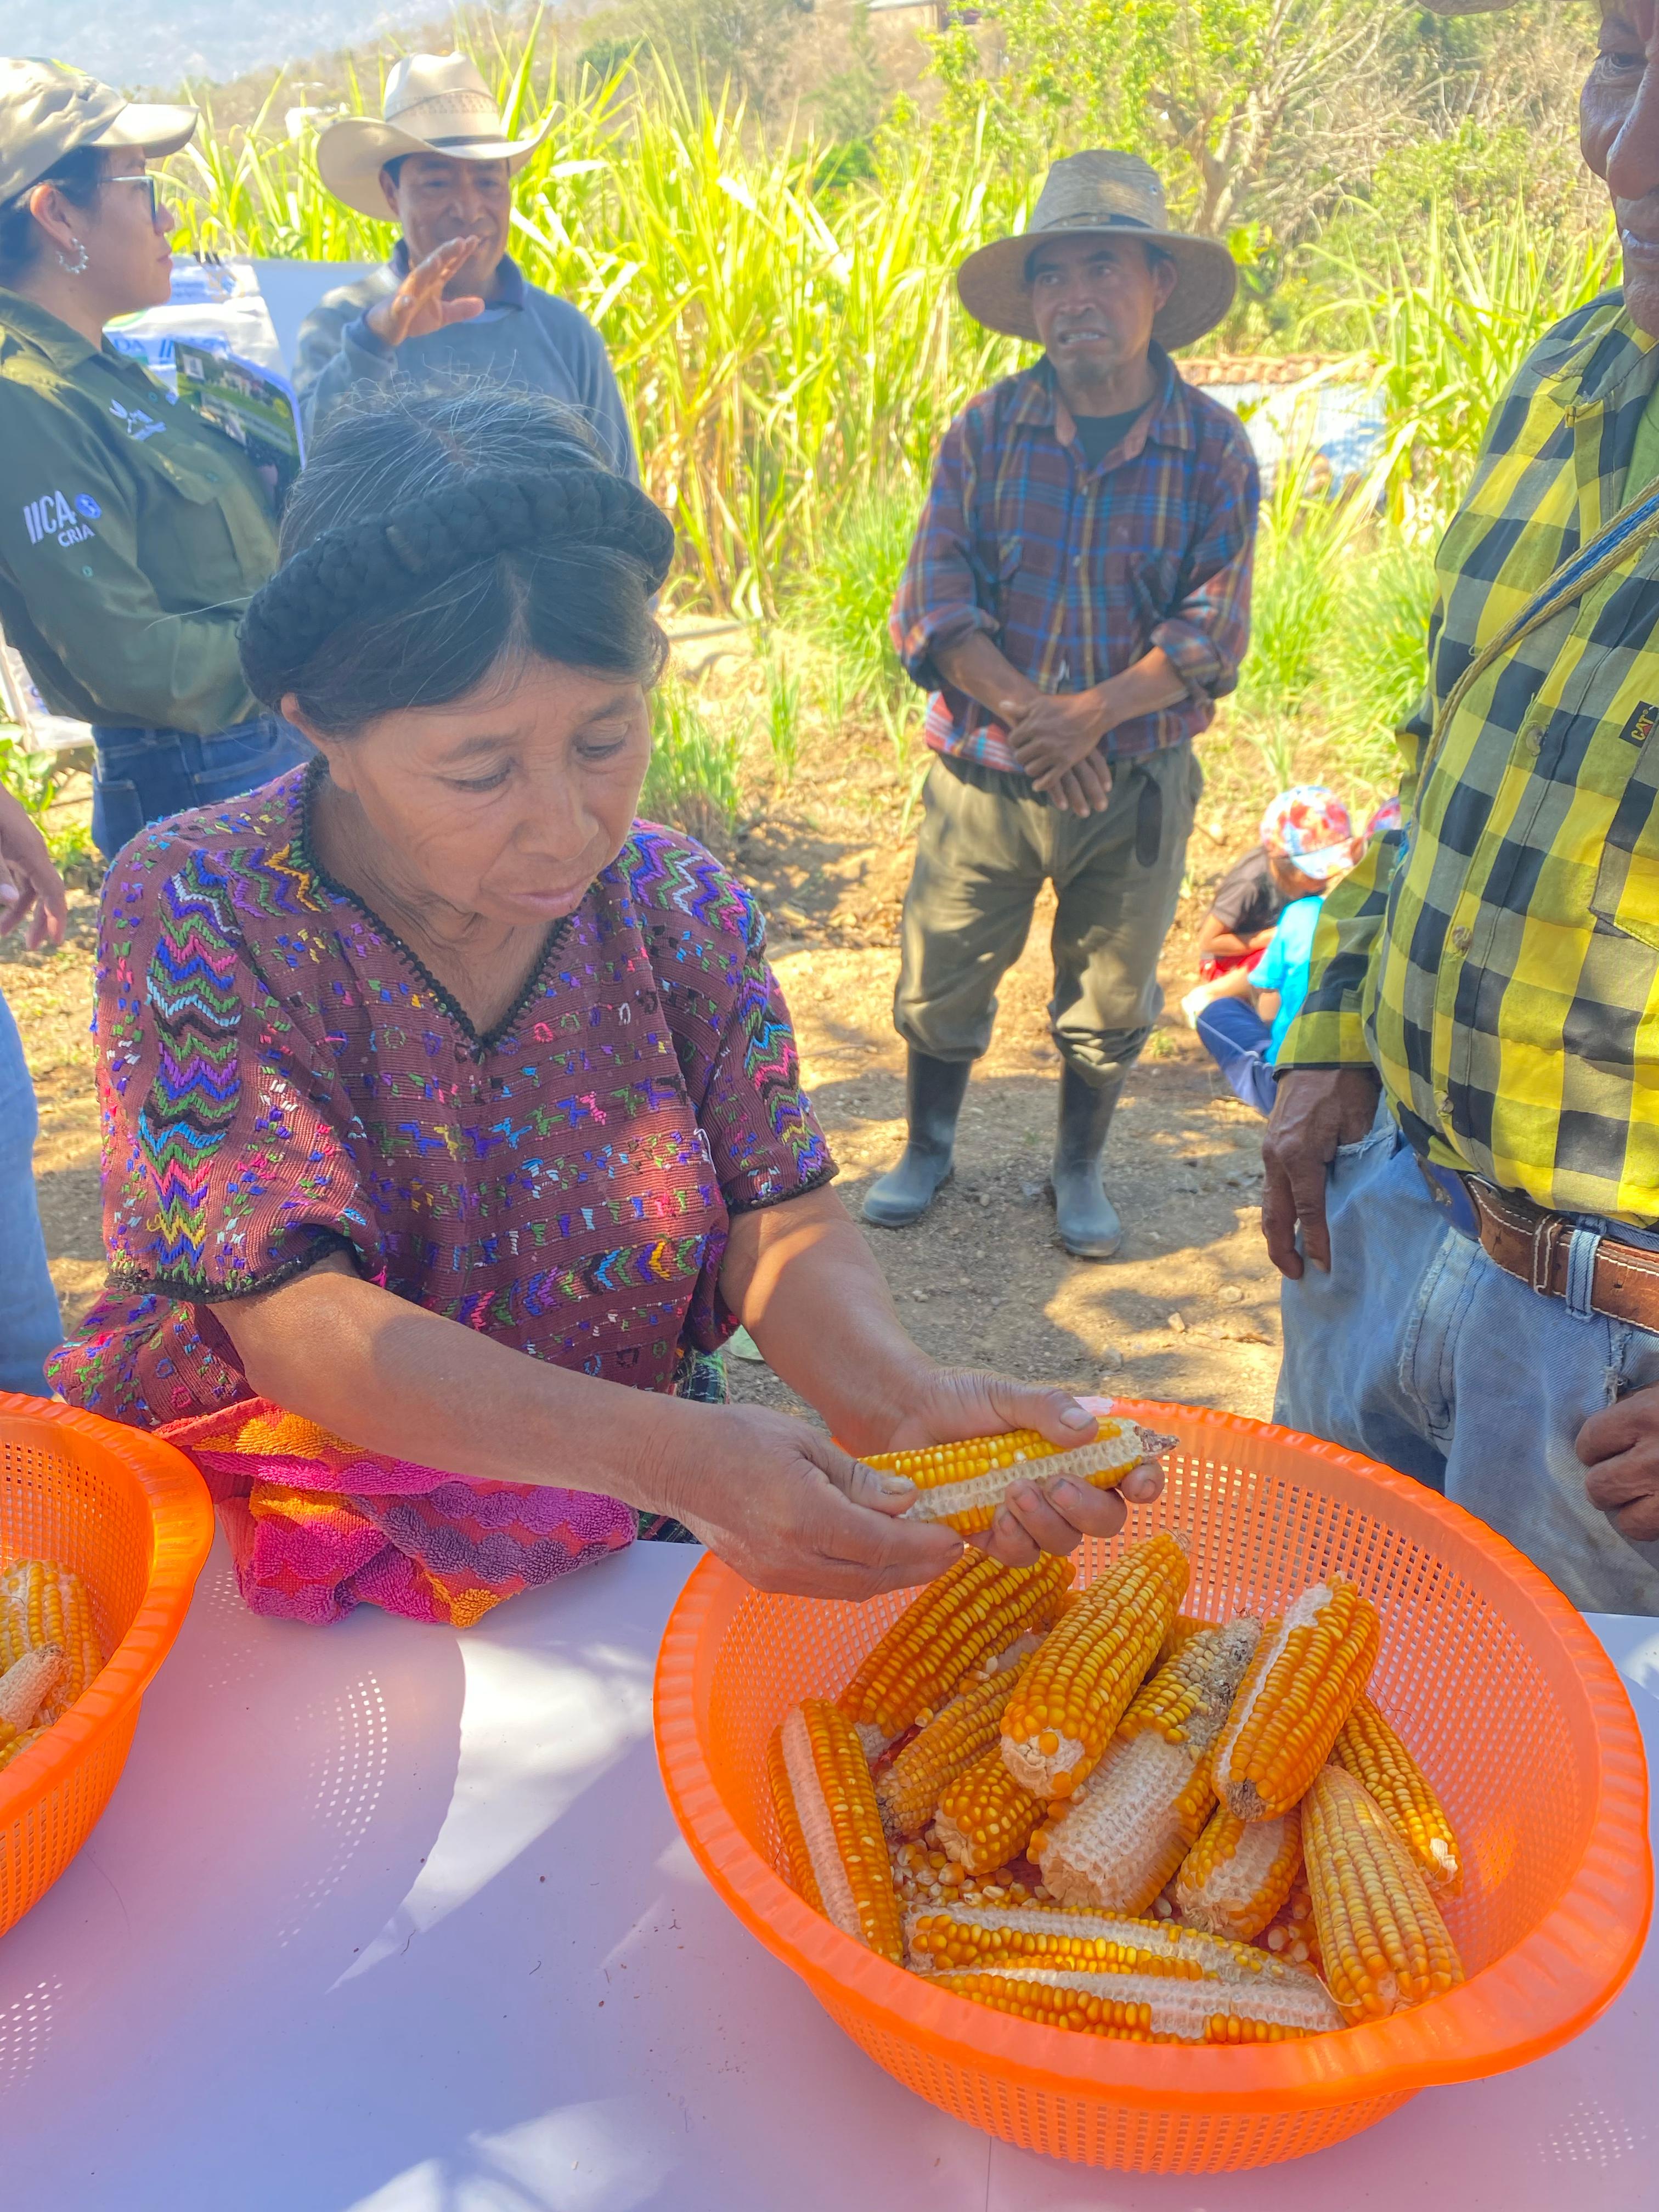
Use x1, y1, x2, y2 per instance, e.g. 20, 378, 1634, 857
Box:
316, 53, 553, 220
0, 57, 196, 208
956, 150, 1239, 352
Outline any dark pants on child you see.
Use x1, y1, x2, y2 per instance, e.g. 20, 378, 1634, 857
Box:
1196, 995, 1277, 1115
90, 715, 313, 861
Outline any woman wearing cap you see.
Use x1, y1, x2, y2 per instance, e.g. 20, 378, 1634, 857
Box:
292, 53, 634, 476
49, 383, 1158, 1625
0, 58, 307, 859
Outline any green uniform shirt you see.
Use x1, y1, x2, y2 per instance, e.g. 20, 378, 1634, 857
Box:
0, 288, 278, 735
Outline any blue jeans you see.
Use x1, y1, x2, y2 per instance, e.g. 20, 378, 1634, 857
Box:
1277, 1116, 1659, 1614
1195, 995, 1277, 1115
0, 986, 60, 1396
89, 716, 313, 862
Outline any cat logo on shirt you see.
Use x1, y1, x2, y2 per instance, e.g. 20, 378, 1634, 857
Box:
1620, 702, 1659, 748
21, 489, 97, 549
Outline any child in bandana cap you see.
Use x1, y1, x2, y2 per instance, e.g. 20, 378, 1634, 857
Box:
1181, 786, 1361, 1115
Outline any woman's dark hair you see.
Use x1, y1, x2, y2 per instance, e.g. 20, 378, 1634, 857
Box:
0, 145, 107, 288
239, 384, 675, 733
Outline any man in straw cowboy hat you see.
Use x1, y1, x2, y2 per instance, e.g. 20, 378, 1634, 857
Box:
1265, 0, 1659, 1612
294, 54, 634, 476
868, 150, 1259, 1260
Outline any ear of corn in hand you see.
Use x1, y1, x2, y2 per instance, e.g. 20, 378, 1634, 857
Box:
906, 1898, 1322, 1990
935, 1744, 1048, 1874
934, 1962, 1342, 2042
0, 1559, 105, 1725
1210, 1579, 1379, 1822
839, 1550, 1073, 1755
859, 1417, 1172, 1538
768, 1700, 904, 1963
1001, 1531, 1190, 1801
1302, 1764, 1463, 2021
1033, 1619, 1260, 1912
1331, 1692, 1462, 1893
876, 1666, 1026, 1839
1175, 1802, 1302, 1941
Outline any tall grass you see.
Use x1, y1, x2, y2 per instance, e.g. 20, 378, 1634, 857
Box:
167, 56, 1028, 617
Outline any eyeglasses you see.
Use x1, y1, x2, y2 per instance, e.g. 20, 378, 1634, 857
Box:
101, 174, 163, 222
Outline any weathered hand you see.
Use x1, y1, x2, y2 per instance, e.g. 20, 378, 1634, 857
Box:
876, 1370, 1163, 1566
1005, 690, 1110, 792
1260, 1066, 1382, 1277
1046, 752, 1115, 817
1578, 1384, 1659, 1543
0, 785, 66, 951
656, 1401, 963, 1599
364, 237, 487, 347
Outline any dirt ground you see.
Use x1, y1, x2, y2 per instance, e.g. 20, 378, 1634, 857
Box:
6, 723, 1297, 1424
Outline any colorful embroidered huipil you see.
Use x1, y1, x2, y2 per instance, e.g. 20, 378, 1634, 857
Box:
52, 764, 833, 1625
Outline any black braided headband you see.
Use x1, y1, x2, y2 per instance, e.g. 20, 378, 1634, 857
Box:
239, 470, 676, 704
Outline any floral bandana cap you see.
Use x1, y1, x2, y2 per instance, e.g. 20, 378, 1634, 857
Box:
1260, 785, 1356, 882
1364, 794, 1403, 840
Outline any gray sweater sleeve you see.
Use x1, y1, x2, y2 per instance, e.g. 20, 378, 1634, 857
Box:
565, 308, 638, 486
292, 272, 399, 443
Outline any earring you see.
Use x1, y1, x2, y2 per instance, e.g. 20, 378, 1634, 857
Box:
55, 240, 89, 276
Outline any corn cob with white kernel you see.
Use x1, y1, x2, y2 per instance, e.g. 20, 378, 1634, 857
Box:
1032, 1618, 1261, 1913
1331, 1693, 1462, 1894
1301, 1764, 1463, 2021
905, 1899, 1323, 1991
839, 1550, 1073, 1757
0, 1559, 105, 1725
1210, 1579, 1379, 1822
768, 1700, 904, 1962
859, 1417, 1173, 1538
1001, 1531, 1189, 1802
935, 1963, 1342, 2042
1175, 1802, 1302, 1942
0, 1643, 64, 1770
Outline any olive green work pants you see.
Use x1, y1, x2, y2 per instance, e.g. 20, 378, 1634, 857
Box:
893, 744, 1202, 1086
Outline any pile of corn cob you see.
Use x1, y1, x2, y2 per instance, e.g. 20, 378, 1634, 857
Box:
769, 1430, 1464, 2047
0, 1558, 106, 1775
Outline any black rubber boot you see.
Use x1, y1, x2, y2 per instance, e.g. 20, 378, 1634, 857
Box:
1049, 1063, 1128, 1259
863, 1052, 972, 1228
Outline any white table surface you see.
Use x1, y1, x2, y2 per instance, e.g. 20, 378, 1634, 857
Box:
3, 1534, 1655, 2212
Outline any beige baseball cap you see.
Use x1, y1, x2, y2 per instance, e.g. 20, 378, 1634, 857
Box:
0, 57, 197, 208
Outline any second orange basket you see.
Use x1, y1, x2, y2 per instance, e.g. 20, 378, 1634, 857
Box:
654, 1402, 1651, 2174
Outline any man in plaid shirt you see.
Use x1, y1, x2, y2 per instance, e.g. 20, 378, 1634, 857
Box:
1267, 0, 1659, 1612
868, 151, 1257, 1260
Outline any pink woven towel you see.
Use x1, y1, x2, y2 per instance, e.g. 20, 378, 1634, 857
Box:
162, 1400, 635, 1627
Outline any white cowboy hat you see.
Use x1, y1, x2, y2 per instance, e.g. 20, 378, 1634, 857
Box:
315, 53, 553, 220
956, 150, 1239, 353
0, 58, 196, 207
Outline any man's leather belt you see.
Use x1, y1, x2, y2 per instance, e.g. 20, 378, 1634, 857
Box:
1463, 1175, 1659, 1333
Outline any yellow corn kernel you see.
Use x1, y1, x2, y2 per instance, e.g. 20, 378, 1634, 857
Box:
1002, 1531, 1189, 1799
0, 1723, 47, 1774
1302, 1764, 1464, 2021
905, 1899, 1322, 1989
1331, 1694, 1462, 1894
935, 1745, 1047, 1875
860, 1418, 1169, 1538
1035, 1620, 1260, 1913
1257, 1875, 1322, 1972
839, 1551, 1072, 1751
1175, 1802, 1302, 1942
1156, 1611, 1212, 1666
0, 1559, 105, 1724
768, 1700, 904, 1963
1211, 1579, 1379, 1822
876, 1667, 1024, 1839
935, 1963, 1341, 2041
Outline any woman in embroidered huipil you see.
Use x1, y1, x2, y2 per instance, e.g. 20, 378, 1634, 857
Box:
52, 388, 1161, 1627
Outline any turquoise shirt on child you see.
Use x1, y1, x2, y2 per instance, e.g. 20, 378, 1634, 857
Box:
1254, 894, 1325, 1063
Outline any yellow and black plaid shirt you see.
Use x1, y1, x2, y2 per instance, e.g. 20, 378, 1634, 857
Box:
1280, 295, 1659, 1222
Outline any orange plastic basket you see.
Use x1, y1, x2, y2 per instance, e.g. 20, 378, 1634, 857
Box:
0, 1395, 213, 1940
655, 1402, 1652, 2174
